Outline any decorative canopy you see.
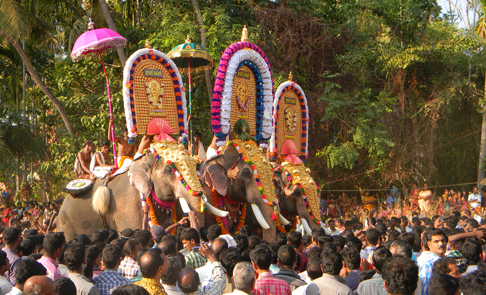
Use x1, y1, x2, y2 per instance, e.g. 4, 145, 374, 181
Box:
167, 35, 214, 73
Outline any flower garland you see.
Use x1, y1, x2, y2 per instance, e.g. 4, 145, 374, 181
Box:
269, 81, 310, 161
212, 189, 248, 235
212, 42, 274, 142
236, 95, 251, 111
157, 157, 203, 197
145, 194, 159, 226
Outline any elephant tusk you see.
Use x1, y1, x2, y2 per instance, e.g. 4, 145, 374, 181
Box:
301, 218, 313, 235
279, 211, 290, 225
179, 198, 191, 214
205, 201, 229, 217
251, 204, 271, 230
320, 221, 327, 230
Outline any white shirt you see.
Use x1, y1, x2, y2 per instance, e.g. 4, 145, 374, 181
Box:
469, 193, 482, 209
196, 261, 214, 283
0, 275, 13, 294
466, 265, 478, 274
325, 227, 341, 236
163, 284, 183, 295
6, 287, 22, 295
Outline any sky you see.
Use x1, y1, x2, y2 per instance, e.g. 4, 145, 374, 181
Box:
437, 0, 475, 29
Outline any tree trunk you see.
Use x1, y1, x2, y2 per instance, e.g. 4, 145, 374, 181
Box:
99, 0, 127, 68
190, 0, 213, 102
478, 72, 486, 189
0, 28, 76, 136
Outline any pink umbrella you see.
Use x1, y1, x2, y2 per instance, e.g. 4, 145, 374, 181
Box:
71, 19, 127, 168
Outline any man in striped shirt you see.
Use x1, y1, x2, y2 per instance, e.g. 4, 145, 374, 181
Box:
251, 245, 291, 295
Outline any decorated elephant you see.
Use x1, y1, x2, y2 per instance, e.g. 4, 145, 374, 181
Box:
57, 142, 227, 240
273, 162, 324, 234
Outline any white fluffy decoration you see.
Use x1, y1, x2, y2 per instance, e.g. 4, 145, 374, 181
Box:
123, 48, 187, 140
220, 49, 274, 139
270, 81, 310, 157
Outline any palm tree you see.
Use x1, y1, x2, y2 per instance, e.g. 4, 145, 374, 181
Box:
99, 0, 127, 68
0, 0, 75, 136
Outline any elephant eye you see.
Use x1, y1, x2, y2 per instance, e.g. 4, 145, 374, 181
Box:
242, 168, 253, 179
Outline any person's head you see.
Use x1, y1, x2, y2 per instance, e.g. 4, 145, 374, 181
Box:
180, 228, 200, 251
139, 248, 168, 279
84, 141, 94, 153
0, 251, 8, 276
43, 232, 65, 259
193, 132, 202, 143
112, 285, 150, 295
123, 239, 141, 258
207, 225, 222, 243
178, 267, 200, 293
15, 259, 47, 288
54, 277, 76, 295
160, 255, 182, 286
307, 250, 323, 280
4, 227, 21, 246
220, 247, 241, 279
390, 240, 412, 258
211, 238, 228, 261
432, 257, 461, 278
232, 262, 256, 294
341, 247, 360, 271
346, 236, 363, 252
90, 231, 105, 245
372, 247, 392, 274
287, 231, 303, 249
428, 274, 460, 295
365, 228, 381, 246
422, 228, 447, 257
464, 219, 479, 232
328, 219, 335, 229
64, 242, 85, 272
460, 271, 486, 295
381, 256, 419, 295
157, 239, 177, 257
277, 245, 296, 270
250, 245, 272, 271
101, 244, 122, 270
134, 229, 153, 248
462, 238, 483, 266
23, 275, 56, 295
100, 141, 110, 153
320, 250, 342, 276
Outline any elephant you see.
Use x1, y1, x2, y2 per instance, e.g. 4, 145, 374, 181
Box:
58, 150, 227, 241
273, 164, 324, 234
202, 141, 289, 242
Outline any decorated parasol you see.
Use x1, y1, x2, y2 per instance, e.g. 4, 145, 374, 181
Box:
71, 19, 127, 168
167, 35, 213, 156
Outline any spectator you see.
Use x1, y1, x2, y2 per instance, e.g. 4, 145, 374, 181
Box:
390, 240, 412, 259
313, 250, 353, 295
361, 228, 380, 261
326, 219, 340, 236
341, 247, 361, 291
220, 247, 241, 294
0, 250, 12, 294
6, 258, 47, 295
3, 227, 21, 285
161, 256, 182, 295
419, 229, 447, 295
112, 285, 149, 295
134, 248, 168, 295
431, 257, 461, 278
274, 245, 306, 292
226, 262, 255, 295
134, 230, 153, 249
250, 245, 291, 295
428, 274, 459, 295
38, 232, 65, 281
287, 231, 308, 273
93, 245, 131, 295
381, 256, 418, 295
54, 277, 77, 295
207, 225, 222, 245
196, 238, 228, 283
87, 246, 102, 278
118, 239, 141, 280
23, 275, 55, 295
462, 239, 483, 274
65, 241, 99, 295
356, 247, 392, 295
180, 228, 207, 269
459, 271, 486, 295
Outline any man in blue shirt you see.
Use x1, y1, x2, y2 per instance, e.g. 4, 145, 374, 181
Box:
419, 228, 447, 295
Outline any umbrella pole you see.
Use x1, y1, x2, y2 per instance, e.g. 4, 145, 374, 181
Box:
189, 58, 193, 157
99, 52, 118, 168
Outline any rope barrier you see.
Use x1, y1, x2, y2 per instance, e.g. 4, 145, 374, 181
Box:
321, 129, 481, 186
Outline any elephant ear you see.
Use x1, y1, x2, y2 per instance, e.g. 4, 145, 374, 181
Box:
128, 155, 154, 198
204, 163, 228, 197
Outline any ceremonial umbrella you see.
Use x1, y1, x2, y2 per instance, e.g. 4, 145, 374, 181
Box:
71, 19, 127, 168
167, 36, 213, 156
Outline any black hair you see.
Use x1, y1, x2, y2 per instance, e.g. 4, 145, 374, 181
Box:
391, 240, 412, 258
235, 236, 249, 254
140, 248, 164, 278
0, 251, 6, 267
15, 258, 47, 285
123, 239, 140, 257
64, 242, 85, 271
287, 231, 302, 249
332, 235, 346, 250
54, 277, 77, 295
110, 239, 125, 251
381, 256, 419, 295
102, 245, 122, 269
158, 240, 177, 257
84, 258, 93, 280
43, 232, 65, 257
90, 232, 105, 245
321, 250, 342, 276
462, 238, 482, 266
460, 271, 486, 295
372, 247, 392, 274
397, 233, 414, 247
303, 235, 312, 248
194, 131, 202, 137
346, 237, 363, 252
466, 218, 480, 229
177, 252, 186, 269
429, 274, 459, 295
311, 228, 325, 242
277, 245, 296, 267
86, 245, 101, 264
316, 235, 333, 248
161, 255, 182, 285
134, 230, 153, 248
19, 237, 37, 256
375, 223, 387, 236
220, 247, 241, 278
180, 228, 200, 244
307, 252, 323, 280
108, 229, 119, 243
360, 270, 376, 282
100, 141, 110, 148
341, 247, 360, 270
112, 285, 150, 295
199, 227, 209, 243
239, 225, 251, 237
3, 227, 21, 245
365, 228, 381, 246
432, 257, 458, 276
83, 140, 93, 147
207, 225, 222, 242
248, 236, 260, 250
250, 245, 272, 270
422, 228, 447, 248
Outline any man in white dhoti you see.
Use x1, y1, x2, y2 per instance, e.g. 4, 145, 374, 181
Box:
90, 141, 114, 179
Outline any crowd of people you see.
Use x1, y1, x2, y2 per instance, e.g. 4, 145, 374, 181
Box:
1, 185, 486, 295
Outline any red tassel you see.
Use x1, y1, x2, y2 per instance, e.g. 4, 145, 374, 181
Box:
272, 211, 278, 221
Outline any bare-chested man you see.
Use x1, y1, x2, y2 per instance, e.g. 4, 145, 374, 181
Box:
108, 119, 137, 167
75, 141, 95, 179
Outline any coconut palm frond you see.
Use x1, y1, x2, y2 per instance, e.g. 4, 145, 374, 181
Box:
3, 123, 46, 158
0, 0, 34, 41
0, 126, 13, 159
